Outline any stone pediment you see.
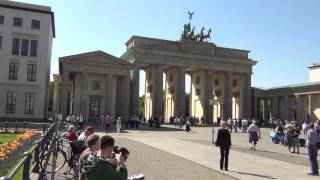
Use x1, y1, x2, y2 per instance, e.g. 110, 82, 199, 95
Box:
59, 50, 131, 67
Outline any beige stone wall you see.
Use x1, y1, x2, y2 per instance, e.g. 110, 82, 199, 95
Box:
0, 2, 54, 120
309, 67, 320, 82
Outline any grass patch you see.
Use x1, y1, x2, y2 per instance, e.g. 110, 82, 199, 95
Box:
0, 134, 20, 146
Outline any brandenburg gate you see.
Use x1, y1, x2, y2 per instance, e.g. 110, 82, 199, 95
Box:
122, 36, 256, 123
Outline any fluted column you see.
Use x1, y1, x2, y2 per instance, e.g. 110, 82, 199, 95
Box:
203, 70, 213, 124
80, 72, 89, 116
176, 67, 185, 117
243, 73, 252, 118
284, 95, 289, 120
130, 67, 140, 115
153, 65, 163, 118
105, 74, 114, 116
60, 70, 70, 118
223, 71, 232, 120
73, 73, 82, 115
121, 75, 130, 120
308, 94, 312, 122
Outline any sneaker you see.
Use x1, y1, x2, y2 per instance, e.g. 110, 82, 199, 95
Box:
250, 147, 253, 150
291, 151, 295, 154
225, 169, 229, 171
296, 151, 300, 154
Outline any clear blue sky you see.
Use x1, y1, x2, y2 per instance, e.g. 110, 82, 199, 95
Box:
17, 0, 320, 95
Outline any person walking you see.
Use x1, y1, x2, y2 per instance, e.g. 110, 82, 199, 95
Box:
105, 115, 112, 133
116, 117, 122, 136
247, 121, 261, 150
307, 123, 319, 176
78, 113, 85, 130
215, 121, 232, 171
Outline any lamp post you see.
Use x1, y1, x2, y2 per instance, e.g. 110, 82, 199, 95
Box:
209, 92, 218, 144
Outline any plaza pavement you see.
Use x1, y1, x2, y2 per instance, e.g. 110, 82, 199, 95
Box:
107, 125, 319, 180
48, 125, 319, 180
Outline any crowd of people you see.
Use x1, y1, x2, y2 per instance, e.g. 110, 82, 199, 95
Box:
214, 119, 319, 176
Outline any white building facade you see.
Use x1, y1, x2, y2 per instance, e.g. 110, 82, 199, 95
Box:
0, 0, 55, 121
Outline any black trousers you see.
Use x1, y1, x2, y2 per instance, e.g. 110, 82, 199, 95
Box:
220, 146, 230, 169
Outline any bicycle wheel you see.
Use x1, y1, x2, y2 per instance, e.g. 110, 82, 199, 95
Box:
72, 159, 80, 177
40, 150, 67, 173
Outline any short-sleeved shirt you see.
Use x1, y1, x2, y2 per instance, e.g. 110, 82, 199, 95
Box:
307, 130, 319, 146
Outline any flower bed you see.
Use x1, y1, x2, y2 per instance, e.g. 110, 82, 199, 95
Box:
0, 129, 40, 172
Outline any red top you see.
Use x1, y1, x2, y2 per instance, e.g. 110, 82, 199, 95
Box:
67, 132, 78, 141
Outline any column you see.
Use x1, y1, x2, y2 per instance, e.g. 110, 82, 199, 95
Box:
153, 65, 163, 118
203, 70, 213, 124
60, 70, 70, 118
243, 73, 252, 118
176, 67, 185, 117
284, 95, 289, 120
120, 75, 130, 120
223, 71, 232, 120
80, 72, 89, 116
130, 67, 140, 115
105, 74, 114, 116
273, 96, 278, 118
73, 73, 83, 115
308, 94, 312, 122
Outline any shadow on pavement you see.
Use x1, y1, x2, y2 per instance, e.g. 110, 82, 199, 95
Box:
230, 171, 276, 179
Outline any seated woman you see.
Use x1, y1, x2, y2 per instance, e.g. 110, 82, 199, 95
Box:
67, 125, 78, 141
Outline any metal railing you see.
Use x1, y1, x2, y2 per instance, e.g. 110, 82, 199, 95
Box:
0, 122, 56, 180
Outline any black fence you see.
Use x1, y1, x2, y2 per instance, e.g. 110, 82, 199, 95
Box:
0, 122, 56, 180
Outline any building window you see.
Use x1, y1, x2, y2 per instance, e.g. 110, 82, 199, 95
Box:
0, 36, 2, 50
21, 39, 29, 56
9, 62, 19, 80
24, 92, 35, 114
0, 15, 4, 24
6, 91, 17, 113
31, 20, 40, 29
13, 17, 23, 27
92, 81, 100, 90
30, 40, 38, 57
27, 64, 37, 81
12, 38, 20, 55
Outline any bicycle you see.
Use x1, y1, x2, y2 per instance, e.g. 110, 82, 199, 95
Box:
40, 133, 85, 177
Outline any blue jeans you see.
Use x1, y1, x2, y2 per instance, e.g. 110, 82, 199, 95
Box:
308, 145, 319, 174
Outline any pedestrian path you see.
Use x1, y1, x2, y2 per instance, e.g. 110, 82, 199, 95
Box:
125, 135, 318, 180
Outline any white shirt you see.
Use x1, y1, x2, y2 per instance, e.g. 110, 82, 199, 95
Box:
302, 123, 308, 130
